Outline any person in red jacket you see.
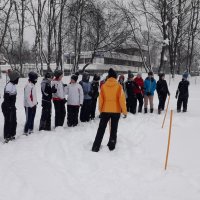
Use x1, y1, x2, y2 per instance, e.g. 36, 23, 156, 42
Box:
134, 72, 144, 113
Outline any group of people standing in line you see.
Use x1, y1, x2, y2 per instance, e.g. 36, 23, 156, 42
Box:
1, 68, 190, 151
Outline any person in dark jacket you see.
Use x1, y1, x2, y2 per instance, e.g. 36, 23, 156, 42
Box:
79, 72, 92, 122
118, 74, 125, 91
144, 71, 157, 113
90, 74, 100, 120
1, 70, 20, 143
39, 72, 57, 131
134, 72, 144, 113
156, 73, 170, 114
125, 73, 137, 114
176, 72, 190, 112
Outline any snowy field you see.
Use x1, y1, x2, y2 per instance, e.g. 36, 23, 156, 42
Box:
0, 73, 200, 200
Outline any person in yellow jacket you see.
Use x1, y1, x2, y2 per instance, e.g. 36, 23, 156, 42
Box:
92, 68, 127, 152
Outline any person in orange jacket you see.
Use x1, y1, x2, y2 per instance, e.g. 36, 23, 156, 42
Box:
92, 68, 127, 152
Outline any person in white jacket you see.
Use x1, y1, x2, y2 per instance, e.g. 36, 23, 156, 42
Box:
24, 71, 38, 135
65, 74, 83, 127
52, 70, 67, 127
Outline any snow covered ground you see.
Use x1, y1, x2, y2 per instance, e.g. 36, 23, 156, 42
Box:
0, 73, 200, 200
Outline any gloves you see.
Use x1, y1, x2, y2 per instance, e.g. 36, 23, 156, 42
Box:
63, 84, 67, 87
123, 114, 127, 119
63, 98, 67, 104
52, 85, 57, 93
80, 104, 83, 107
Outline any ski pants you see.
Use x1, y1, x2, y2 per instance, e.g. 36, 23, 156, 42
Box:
1, 102, 17, 139
144, 95, 154, 109
158, 94, 167, 110
92, 113, 120, 151
53, 100, 66, 127
67, 105, 80, 127
136, 93, 143, 112
39, 100, 52, 131
177, 95, 188, 111
126, 96, 137, 114
80, 99, 92, 122
90, 98, 97, 119
24, 106, 36, 133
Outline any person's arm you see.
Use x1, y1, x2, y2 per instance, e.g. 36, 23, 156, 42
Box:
79, 85, 84, 105
119, 86, 127, 115
98, 86, 104, 113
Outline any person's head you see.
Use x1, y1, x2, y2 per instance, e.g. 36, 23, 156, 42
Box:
45, 71, 53, 80
82, 72, 90, 82
108, 68, 117, 79
148, 71, 153, 77
71, 74, 78, 83
28, 71, 38, 84
8, 70, 20, 85
137, 72, 142, 78
159, 72, 165, 80
183, 72, 188, 80
119, 74, 125, 82
128, 73, 134, 80
93, 74, 100, 82
54, 69, 63, 80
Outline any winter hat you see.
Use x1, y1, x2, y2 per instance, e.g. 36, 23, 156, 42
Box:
45, 71, 53, 79
82, 72, 90, 82
28, 71, 38, 82
8, 70, 20, 82
54, 69, 63, 78
137, 72, 142, 77
108, 68, 117, 79
159, 72, 165, 78
128, 73, 134, 79
93, 74, 100, 81
75, 72, 80, 76
183, 72, 188, 79
71, 74, 78, 82
148, 71, 153, 76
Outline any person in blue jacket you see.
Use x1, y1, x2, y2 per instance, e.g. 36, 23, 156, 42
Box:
144, 71, 156, 113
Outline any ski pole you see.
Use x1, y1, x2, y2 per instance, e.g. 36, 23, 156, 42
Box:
162, 95, 170, 128
164, 110, 173, 170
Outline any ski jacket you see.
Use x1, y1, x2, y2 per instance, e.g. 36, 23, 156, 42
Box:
125, 80, 137, 99
134, 77, 144, 94
144, 77, 156, 96
24, 81, 37, 108
41, 78, 56, 103
99, 77, 127, 115
79, 81, 92, 100
90, 81, 99, 99
65, 83, 84, 106
52, 79, 66, 100
3, 82, 17, 108
176, 79, 190, 98
156, 79, 170, 96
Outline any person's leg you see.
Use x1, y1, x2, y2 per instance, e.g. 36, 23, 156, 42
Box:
80, 100, 86, 122
2, 103, 11, 140
29, 106, 36, 132
53, 101, 60, 127
85, 99, 92, 122
92, 113, 110, 152
45, 103, 52, 130
10, 107, 17, 138
162, 95, 167, 110
144, 95, 148, 113
132, 97, 137, 114
137, 93, 143, 112
183, 96, 188, 112
67, 105, 73, 127
39, 102, 48, 131
149, 96, 154, 113
73, 106, 79, 126
60, 100, 66, 126
24, 107, 30, 133
177, 96, 182, 112
107, 113, 120, 150
90, 98, 97, 119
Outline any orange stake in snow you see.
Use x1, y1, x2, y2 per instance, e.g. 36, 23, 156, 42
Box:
162, 95, 170, 128
164, 110, 173, 170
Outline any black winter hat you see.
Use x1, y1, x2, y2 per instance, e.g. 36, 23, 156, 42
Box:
93, 74, 100, 81
54, 69, 63, 78
148, 71, 153, 76
45, 71, 53, 79
28, 71, 38, 82
108, 68, 117, 79
75, 72, 80, 76
71, 74, 78, 82
128, 73, 134, 79
8, 70, 20, 82
159, 72, 165, 78
82, 72, 90, 82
